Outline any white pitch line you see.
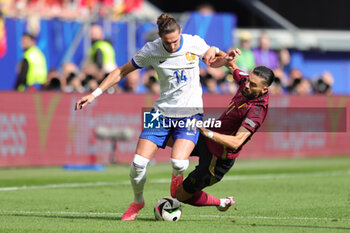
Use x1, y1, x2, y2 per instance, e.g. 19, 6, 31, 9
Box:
0, 181, 127, 191
0, 210, 349, 222
223, 170, 350, 181
0, 170, 349, 192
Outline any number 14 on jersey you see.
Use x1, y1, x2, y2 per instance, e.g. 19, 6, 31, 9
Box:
174, 70, 187, 83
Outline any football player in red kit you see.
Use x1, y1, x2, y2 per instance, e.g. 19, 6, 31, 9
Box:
172, 48, 275, 211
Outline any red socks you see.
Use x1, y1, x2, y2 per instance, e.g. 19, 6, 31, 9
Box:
183, 191, 220, 206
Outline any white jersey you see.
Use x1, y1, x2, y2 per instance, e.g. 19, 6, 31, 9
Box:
132, 34, 210, 117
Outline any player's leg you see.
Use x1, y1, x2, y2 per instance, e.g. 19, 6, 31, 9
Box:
177, 159, 235, 210
122, 111, 171, 221
169, 138, 194, 197
169, 113, 202, 197
132, 138, 159, 203
175, 135, 222, 206
176, 135, 236, 210
121, 138, 158, 221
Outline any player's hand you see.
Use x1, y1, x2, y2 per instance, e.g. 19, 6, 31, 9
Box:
224, 48, 242, 72
227, 48, 241, 62
75, 94, 95, 110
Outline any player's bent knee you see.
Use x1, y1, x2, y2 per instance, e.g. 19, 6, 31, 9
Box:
170, 158, 189, 173
130, 154, 149, 180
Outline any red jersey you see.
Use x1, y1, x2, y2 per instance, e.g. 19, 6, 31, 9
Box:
206, 69, 269, 159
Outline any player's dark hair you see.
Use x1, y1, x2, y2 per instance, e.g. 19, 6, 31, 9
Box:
252, 66, 275, 87
157, 13, 181, 36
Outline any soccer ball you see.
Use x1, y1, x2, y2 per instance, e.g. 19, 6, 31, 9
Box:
154, 197, 182, 221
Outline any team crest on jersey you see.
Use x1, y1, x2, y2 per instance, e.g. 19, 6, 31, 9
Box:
186, 52, 196, 61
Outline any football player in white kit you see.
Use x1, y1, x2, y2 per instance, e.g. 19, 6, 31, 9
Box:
75, 13, 228, 221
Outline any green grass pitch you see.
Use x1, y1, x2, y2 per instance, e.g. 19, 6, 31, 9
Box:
0, 156, 349, 233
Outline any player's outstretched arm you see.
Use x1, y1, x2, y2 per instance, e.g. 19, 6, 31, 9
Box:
75, 60, 137, 110
198, 126, 251, 151
207, 48, 241, 70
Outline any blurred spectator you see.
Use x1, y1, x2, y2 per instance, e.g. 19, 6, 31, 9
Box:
122, 69, 146, 93
278, 48, 291, 75
61, 62, 78, 90
287, 69, 312, 96
80, 63, 100, 91
201, 66, 227, 94
287, 68, 303, 89
60, 0, 90, 20
226, 75, 239, 94
113, 0, 144, 17
253, 32, 279, 70
64, 71, 84, 93
236, 30, 255, 72
43, 68, 61, 91
26, 14, 41, 36
196, 2, 215, 15
205, 78, 220, 94
269, 77, 284, 95
0, 10, 7, 58
89, 24, 117, 75
311, 71, 334, 95
0, 0, 13, 15
272, 68, 289, 91
293, 78, 312, 95
207, 66, 226, 81
15, 0, 61, 18
82, 74, 99, 92
218, 73, 238, 95
61, 62, 89, 93
142, 67, 160, 94
145, 76, 160, 94
15, 33, 47, 91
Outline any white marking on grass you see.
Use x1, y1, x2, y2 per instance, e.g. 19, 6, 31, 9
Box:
0, 170, 349, 192
0, 210, 349, 222
0, 181, 128, 191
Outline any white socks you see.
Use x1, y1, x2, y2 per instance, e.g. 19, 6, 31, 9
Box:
170, 158, 189, 177
130, 154, 150, 204
129, 156, 188, 204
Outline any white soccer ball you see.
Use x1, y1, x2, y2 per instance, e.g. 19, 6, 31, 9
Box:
154, 197, 182, 221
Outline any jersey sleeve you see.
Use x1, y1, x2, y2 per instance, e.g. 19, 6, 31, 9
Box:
233, 68, 248, 85
132, 43, 152, 68
190, 35, 210, 60
241, 105, 267, 134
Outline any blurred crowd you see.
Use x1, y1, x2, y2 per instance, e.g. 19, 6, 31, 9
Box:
0, 0, 143, 20
200, 31, 334, 96
6, 0, 334, 96
14, 26, 335, 96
